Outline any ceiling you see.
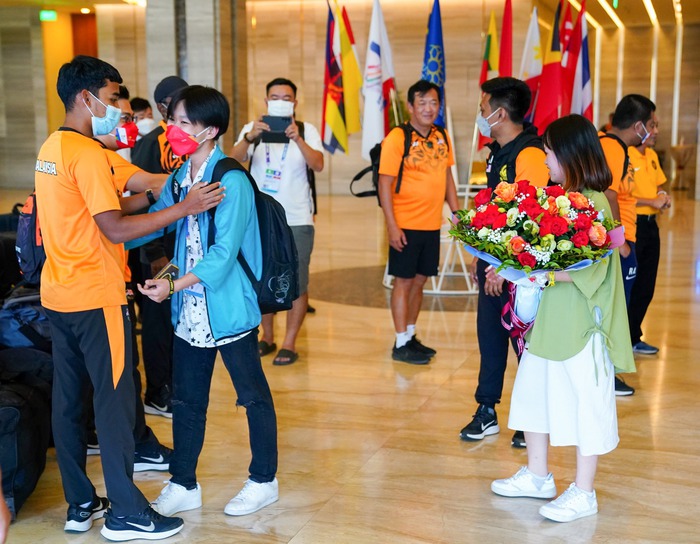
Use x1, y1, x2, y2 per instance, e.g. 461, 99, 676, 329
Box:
538, 0, 697, 28
1, 0, 698, 28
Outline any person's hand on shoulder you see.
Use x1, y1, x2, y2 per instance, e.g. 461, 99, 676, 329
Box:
182, 181, 224, 215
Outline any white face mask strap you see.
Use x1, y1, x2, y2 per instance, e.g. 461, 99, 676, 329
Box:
486, 107, 501, 122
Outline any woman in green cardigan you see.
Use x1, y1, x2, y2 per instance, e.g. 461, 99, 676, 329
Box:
490, 115, 636, 523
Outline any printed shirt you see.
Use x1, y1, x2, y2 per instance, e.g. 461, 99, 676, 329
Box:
236, 121, 322, 227
35, 129, 126, 312
378, 125, 455, 230
629, 146, 667, 215
599, 131, 637, 242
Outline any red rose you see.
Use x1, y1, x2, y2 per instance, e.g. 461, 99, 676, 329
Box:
492, 213, 508, 229
474, 188, 493, 207
571, 231, 590, 248
516, 180, 537, 199
538, 214, 553, 237
574, 214, 593, 231
517, 252, 537, 268
519, 197, 544, 220
481, 204, 501, 226
470, 213, 485, 229
545, 185, 566, 198
550, 216, 569, 236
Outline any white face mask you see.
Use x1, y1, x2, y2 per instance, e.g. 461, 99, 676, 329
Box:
267, 99, 294, 117
636, 122, 651, 145
84, 92, 121, 136
476, 107, 502, 138
136, 117, 158, 137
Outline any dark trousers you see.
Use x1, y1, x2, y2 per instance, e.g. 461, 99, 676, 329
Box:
629, 216, 660, 344
47, 306, 149, 516
140, 263, 173, 402
474, 260, 520, 407
620, 241, 637, 306
169, 332, 278, 489
84, 297, 160, 454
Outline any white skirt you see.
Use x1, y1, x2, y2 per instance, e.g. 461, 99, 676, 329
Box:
508, 333, 619, 456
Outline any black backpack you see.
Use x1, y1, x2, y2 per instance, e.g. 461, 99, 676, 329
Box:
171, 157, 299, 315
14, 193, 45, 286
350, 123, 449, 206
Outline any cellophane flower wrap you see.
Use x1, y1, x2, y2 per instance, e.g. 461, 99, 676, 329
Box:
450, 181, 619, 349
450, 180, 618, 279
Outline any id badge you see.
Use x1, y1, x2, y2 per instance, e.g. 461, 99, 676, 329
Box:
261, 168, 282, 193
184, 283, 205, 298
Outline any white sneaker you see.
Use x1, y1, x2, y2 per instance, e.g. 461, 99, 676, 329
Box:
492, 466, 557, 498
539, 482, 598, 522
151, 481, 202, 516
224, 478, 279, 516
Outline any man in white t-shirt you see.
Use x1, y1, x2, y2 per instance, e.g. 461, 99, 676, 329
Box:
231, 78, 324, 366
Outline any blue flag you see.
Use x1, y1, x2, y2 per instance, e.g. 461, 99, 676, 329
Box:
421, 0, 446, 126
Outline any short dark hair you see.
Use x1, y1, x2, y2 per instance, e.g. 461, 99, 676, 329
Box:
266, 78, 297, 97
480, 77, 531, 125
118, 85, 130, 100
168, 85, 230, 140
407, 80, 441, 105
130, 97, 151, 112
612, 94, 656, 129
56, 55, 122, 111
543, 114, 612, 193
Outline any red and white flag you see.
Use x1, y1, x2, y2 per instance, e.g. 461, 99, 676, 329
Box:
518, 7, 542, 122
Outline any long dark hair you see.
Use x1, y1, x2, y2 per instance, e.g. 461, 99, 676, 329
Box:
542, 114, 611, 192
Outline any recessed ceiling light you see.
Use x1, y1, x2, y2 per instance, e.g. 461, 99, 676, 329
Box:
80, 8, 90, 14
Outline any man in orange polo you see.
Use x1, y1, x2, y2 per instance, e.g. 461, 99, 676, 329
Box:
598, 94, 657, 395
378, 79, 459, 365
35, 55, 221, 540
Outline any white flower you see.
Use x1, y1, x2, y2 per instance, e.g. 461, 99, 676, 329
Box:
477, 227, 491, 240
501, 229, 519, 244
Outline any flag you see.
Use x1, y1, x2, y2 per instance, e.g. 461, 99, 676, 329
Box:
321, 5, 347, 154
533, 1, 562, 134
519, 7, 542, 123
499, 0, 512, 77
421, 0, 447, 127
569, 0, 593, 120
478, 11, 499, 149
361, 0, 397, 160
339, 6, 362, 134
560, 1, 574, 115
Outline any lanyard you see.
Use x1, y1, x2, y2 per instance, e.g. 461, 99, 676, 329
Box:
264, 142, 290, 170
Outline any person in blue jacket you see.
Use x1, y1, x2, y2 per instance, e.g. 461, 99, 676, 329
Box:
132, 85, 279, 518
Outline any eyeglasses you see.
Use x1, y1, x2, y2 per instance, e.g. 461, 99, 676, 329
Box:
121, 114, 134, 124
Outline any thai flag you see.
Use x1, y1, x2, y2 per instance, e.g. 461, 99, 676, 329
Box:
569, 0, 593, 121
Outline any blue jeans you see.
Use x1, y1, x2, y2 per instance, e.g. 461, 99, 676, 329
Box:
170, 331, 278, 489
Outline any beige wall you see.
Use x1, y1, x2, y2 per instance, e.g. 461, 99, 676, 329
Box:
0, 7, 47, 190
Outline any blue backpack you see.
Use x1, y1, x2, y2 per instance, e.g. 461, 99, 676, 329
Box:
14, 193, 45, 286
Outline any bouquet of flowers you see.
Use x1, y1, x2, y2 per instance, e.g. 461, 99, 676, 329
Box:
450, 180, 619, 278
450, 180, 621, 349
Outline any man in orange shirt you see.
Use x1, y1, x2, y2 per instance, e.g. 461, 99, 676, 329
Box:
598, 94, 657, 395
36, 55, 222, 540
378, 80, 459, 365
460, 77, 549, 448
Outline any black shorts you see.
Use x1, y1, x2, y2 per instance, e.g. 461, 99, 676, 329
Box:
388, 229, 440, 279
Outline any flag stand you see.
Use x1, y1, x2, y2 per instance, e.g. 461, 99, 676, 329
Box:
382, 106, 477, 296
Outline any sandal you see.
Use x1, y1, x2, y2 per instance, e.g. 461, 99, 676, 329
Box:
258, 340, 277, 357
273, 348, 298, 366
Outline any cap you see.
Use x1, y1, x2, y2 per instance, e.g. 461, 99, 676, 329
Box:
153, 76, 188, 104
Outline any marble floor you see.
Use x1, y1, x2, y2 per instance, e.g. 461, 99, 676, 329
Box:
1, 189, 699, 543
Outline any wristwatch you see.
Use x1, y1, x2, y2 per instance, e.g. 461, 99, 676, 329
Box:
145, 188, 157, 205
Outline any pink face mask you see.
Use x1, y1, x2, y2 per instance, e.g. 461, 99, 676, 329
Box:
165, 124, 209, 157
114, 122, 139, 149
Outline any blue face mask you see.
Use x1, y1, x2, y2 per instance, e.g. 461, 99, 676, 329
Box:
84, 91, 121, 136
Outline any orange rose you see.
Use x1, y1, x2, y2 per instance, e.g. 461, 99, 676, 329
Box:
546, 196, 558, 215
509, 236, 527, 254
588, 223, 608, 247
568, 191, 590, 210
494, 182, 517, 203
